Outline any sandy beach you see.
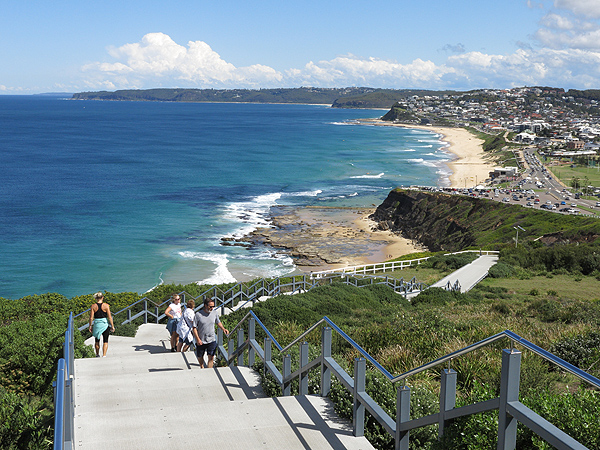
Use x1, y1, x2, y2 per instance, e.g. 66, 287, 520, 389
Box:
362, 120, 494, 188
234, 121, 492, 273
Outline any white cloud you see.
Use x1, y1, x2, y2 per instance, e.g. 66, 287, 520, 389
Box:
554, 0, 600, 18
540, 12, 577, 29
83, 32, 282, 89
80, 32, 600, 92
535, 26, 600, 49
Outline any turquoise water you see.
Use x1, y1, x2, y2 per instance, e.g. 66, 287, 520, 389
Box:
0, 96, 451, 299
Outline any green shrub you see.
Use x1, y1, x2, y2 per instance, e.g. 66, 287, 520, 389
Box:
411, 287, 464, 306
488, 262, 517, 278
491, 302, 511, 315
521, 388, 600, 449
0, 388, 52, 450
422, 253, 477, 271
549, 332, 600, 376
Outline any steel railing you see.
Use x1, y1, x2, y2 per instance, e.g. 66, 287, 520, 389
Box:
73, 273, 428, 331
219, 312, 600, 450
71, 251, 501, 332
309, 250, 499, 278
53, 313, 75, 450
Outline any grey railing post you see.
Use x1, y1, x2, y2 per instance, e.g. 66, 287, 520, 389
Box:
237, 329, 245, 366
264, 338, 272, 377
65, 376, 74, 445
127, 308, 131, 324
144, 300, 148, 323
497, 348, 522, 450
217, 328, 225, 361
321, 327, 332, 397
228, 334, 235, 368
248, 318, 256, 367
396, 385, 411, 450
155, 306, 159, 324
53, 359, 65, 449
353, 358, 366, 437
283, 354, 291, 396
299, 341, 309, 395
439, 368, 457, 438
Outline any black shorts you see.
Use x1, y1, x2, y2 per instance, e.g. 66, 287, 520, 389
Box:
195, 340, 218, 358
94, 327, 110, 343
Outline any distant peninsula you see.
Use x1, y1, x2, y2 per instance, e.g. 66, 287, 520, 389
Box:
71, 87, 457, 109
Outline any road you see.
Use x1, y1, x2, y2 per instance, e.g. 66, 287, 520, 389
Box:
467, 147, 600, 217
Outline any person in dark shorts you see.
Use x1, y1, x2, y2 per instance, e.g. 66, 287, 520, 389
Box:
88, 292, 115, 357
192, 297, 228, 368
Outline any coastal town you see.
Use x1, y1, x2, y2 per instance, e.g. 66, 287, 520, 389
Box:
379, 86, 600, 216
385, 86, 600, 154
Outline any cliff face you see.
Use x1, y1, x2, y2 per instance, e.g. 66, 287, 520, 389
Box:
371, 189, 600, 252
371, 189, 495, 251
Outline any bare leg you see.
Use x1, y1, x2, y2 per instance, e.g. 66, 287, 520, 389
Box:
170, 332, 179, 350
94, 340, 100, 356
207, 354, 215, 368
102, 342, 108, 357
197, 356, 205, 368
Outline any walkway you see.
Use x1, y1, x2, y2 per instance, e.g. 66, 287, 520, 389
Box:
430, 254, 499, 293
74, 324, 374, 450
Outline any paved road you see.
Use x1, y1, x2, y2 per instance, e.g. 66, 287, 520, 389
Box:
491, 148, 599, 216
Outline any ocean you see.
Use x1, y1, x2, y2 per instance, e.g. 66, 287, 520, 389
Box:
0, 96, 451, 299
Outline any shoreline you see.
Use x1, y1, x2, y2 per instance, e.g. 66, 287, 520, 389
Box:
232, 206, 424, 274
360, 119, 493, 188
219, 120, 494, 279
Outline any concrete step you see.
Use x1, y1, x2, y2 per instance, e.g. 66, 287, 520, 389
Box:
76, 323, 374, 450
75, 393, 373, 450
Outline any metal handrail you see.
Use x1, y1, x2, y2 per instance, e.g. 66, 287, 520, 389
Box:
228, 310, 284, 352
222, 312, 599, 448
390, 329, 600, 389
73, 272, 426, 332
228, 311, 600, 391
53, 313, 75, 450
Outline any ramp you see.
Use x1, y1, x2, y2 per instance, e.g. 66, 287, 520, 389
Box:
430, 254, 499, 293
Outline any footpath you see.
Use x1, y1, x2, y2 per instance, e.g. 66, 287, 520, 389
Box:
75, 324, 374, 450
430, 254, 499, 293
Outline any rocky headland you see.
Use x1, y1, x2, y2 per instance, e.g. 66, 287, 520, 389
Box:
223, 205, 423, 270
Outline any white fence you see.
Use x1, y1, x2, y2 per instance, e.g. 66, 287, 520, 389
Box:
309, 250, 499, 279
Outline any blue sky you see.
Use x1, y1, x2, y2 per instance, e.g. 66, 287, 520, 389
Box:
2, 0, 600, 93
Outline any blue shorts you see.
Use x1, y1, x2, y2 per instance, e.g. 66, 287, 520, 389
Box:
166, 318, 179, 334
195, 340, 218, 358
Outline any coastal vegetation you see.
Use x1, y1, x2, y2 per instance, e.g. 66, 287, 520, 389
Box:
3, 193, 600, 449
4, 250, 600, 448
219, 252, 600, 449
71, 87, 453, 108
371, 189, 600, 252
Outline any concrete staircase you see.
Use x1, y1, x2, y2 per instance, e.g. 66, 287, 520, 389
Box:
75, 324, 374, 450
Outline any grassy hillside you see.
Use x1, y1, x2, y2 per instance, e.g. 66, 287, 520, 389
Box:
372, 189, 600, 251
220, 264, 600, 449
